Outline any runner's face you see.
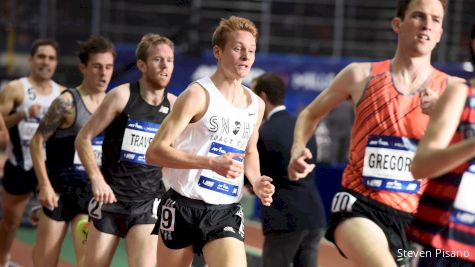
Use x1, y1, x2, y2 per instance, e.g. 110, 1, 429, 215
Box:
142, 43, 174, 89
395, 0, 444, 56
216, 30, 256, 79
81, 52, 114, 92
29, 45, 58, 81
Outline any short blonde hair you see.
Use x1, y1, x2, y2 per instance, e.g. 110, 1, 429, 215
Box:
135, 33, 174, 61
212, 16, 258, 49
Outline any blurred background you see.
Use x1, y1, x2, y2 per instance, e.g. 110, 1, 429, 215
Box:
2, 0, 473, 164
1, 0, 474, 111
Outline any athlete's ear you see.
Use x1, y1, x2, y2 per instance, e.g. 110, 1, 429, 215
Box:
79, 63, 86, 75
392, 17, 402, 33
136, 59, 146, 73
435, 27, 443, 44
212, 45, 221, 61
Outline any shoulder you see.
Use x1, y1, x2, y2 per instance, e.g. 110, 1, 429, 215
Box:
166, 91, 178, 106
343, 62, 372, 79
446, 75, 467, 86
3, 79, 24, 92
173, 83, 208, 114
55, 83, 67, 92
99, 83, 131, 113
0, 79, 24, 98
180, 82, 208, 102
255, 94, 265, 110
107, 83, 131, 99
58, 89, 74, 100
329, 62, 372, 90
6, 79, 24, 88
448, 79, 471, 93
49, 91, 75, 114
56, 89, 75, 104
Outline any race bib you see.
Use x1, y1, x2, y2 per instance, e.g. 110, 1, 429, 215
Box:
119, 119, 160, 165
450, 164, 475, 226
198, 142, 244, 197
73, 135, 104, 171
88, 198, 103, 219
362, 136, 420, 193
18, 119, 40, 146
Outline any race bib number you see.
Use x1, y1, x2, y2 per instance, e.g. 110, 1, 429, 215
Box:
119, 119, 160, 165
331, 192, 357, 212
18, 119, 40, 146
451, 164, 475, 226
198, 142, 243, 197
74, 136, 103, 171
88, 198, 103, 219
362, 136, 420, 193
160, 205, 175, 231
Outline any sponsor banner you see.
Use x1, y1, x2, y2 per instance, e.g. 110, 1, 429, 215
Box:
109, 45, 472, 115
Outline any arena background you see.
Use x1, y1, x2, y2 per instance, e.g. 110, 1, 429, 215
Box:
0, 1, 474, 266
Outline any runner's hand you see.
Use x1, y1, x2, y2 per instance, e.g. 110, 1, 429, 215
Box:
38, 184, 59, 209
288, 147, 315, 180
420, 88, 438, 115
252, 175, 274, 206
91, 179, 117, 203
210, 152, 244, 179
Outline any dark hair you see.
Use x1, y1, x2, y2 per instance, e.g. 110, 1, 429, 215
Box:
30, 38, 59, 56
253, 73, 286, 105
396, 0, 447, 19
77, 36, 116, 65
471, 23, 475, 67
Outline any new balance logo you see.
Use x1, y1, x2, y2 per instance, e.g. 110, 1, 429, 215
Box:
223, 226, 236, 233
159, 106, 169, 114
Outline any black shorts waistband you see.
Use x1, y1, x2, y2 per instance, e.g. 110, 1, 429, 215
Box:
165, 188, 239, 210
342, 188, 413, 220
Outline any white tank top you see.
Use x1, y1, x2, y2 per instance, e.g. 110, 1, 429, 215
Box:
164, 77, 259, 204
8, 77, 61, 170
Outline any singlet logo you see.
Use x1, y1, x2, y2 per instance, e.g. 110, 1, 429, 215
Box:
208, 115, 253, 150
208, 115, 251, 139
159, 106, 169, 114
233, 121, 241, 135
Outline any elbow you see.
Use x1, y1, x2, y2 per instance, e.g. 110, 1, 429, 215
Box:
74, 133, 86, 151
145, 144, 161, 166
0, 133, 8, 150
411, 157, 427, 180
29, 134, 41, 152
144, 149, 154, 165
74, 136, 81, 150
